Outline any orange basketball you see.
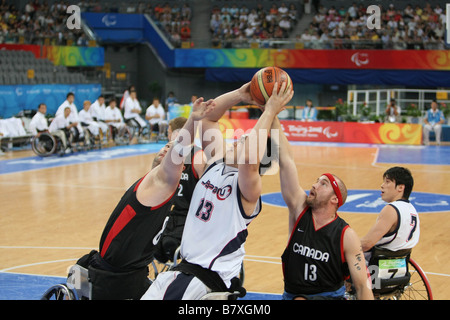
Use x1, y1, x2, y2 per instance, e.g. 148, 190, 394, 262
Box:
250, 67, 292, 105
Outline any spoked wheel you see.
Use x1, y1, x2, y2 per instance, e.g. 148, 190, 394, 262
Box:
41, 284, 76, 300
397, 258, 433, 300
31, 133, 57, 157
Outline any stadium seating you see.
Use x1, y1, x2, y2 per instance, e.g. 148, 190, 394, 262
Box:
0, 50, 87, 85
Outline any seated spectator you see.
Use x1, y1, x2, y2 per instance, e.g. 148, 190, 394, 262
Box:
29, 103, 49, 136
79, 100, 102, 139
423, 100, 445, 145
55, 92, 84, 139
301, 99, 318, 121
104, 99, 129, 142
165, 91, 179, 107
180, 22, 191, 40
48, 106, 77, 152
123, 89, 148, 134
0, 117, 27, 137
146, 97, 168, 138
279, 16, 292, 34
89, 95, 109, 138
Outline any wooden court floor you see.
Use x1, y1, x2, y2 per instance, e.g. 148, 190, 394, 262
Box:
0, 143, 449, 300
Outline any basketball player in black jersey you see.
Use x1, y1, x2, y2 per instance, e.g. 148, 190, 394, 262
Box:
74, 98, 215, 300
272, 117, 373, 300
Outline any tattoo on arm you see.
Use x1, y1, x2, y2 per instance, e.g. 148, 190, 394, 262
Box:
354, 253, 362, 271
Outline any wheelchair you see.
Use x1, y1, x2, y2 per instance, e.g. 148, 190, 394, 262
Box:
124, 118, 150, 143
41, 263, 91, 300
150, 246, 246, 300
80, 125, 103, 151
31, 132, 64, 157
41, 247, 246, 300
345, 246, 433, 300
107, 124, 132, 145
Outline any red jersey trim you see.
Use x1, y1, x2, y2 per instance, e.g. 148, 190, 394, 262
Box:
133, 173, 149, 192
312, 214, 338, 232
151, 189, 177, 210
101, 204, 136, 257
340, 225, 350, 263
133, 172, 175, 210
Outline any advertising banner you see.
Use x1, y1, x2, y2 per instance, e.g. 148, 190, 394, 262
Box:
0, 84, 102, 118
0, 44, 104, 67
0, 44, 40, 58
174, 49, 450, 71
217, 119, 422, 145
42, 46, 104, 67
343, 122, 423, 145
279, 121, 343, 142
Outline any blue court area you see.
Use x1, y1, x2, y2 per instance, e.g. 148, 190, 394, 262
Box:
262, 190, 450, 214
0, 272, 281, 300
288, 141, 450, 166
376, 144, 450, 165
0, 273, 66, 300
0, 143, 167, 175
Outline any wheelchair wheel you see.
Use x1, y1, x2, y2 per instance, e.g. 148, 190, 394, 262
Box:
41, 284, 77, 300
31, 133, 57, 157
397, 258, 433, 300
125, 119, 139, 140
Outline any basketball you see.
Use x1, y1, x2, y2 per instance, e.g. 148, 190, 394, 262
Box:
250, 67, 292, 105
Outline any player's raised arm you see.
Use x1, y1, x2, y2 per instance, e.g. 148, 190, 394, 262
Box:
271, 117, 308, 234
199, 83, 256, 164
136, 98, 215, 206
238, 82, 294, 209
160, 97, 215, 184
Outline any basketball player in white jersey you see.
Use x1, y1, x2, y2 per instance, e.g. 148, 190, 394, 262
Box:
141, 81, 294, 300
361, 166, 420, 259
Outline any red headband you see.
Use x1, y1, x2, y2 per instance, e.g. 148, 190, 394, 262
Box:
322, 173, 343, 208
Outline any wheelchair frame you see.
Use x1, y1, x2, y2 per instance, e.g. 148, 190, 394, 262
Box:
41, 247, 245, 300
345, 247, 433, 300
31, 127, 103, 157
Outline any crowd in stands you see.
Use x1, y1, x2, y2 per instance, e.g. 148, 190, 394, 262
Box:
146, 2, 193, 48
0, 0, 88, 46
1, 1, 447, 50
210, 2, 299, 48
300, 2, 447, 50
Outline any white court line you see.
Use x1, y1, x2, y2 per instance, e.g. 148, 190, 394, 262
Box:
245, 255, 280, 260
424, 272, 450, 278
0, 246, 95, 250
0, 181, 126, 191
0, 258, 77, 272
244, 258, 281, 265
371, 147, 383, 168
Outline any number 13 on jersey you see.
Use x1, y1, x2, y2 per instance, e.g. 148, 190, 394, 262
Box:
304, 263, 317, 281
195, 198, 214, 222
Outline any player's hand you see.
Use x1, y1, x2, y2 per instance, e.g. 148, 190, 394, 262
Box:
191, 97, 215, 120
238, 82, 262, 107
264, 81, 294, 115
